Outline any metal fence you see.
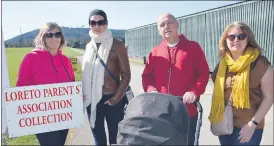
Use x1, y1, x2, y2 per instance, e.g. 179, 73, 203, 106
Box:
125, 1, 274, 71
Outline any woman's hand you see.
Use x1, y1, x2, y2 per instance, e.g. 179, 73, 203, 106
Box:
238, 121, 256, 143
104, 96, 120, 106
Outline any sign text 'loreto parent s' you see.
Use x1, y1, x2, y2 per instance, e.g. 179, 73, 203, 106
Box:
4, 82, 84, 138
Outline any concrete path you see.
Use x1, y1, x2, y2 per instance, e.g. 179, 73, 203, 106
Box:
67, 48, 273, 145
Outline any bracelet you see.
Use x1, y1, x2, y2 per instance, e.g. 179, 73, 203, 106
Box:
251, 120, 259, 126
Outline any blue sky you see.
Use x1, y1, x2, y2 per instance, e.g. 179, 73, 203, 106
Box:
2, 1, 239, 40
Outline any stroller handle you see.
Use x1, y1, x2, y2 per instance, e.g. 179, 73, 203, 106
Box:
193, 100, 203, 113
177, 97, 203, 113
178, 98, 203, 146
193, 100, 203, 146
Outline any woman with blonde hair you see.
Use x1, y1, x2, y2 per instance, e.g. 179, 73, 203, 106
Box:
16, 22, 75, 145
209, 21, 273, 145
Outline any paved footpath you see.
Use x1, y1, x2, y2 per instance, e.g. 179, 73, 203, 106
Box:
67, 48, 273, 145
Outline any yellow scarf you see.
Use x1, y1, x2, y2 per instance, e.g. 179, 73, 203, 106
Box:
208, 47, 259, 123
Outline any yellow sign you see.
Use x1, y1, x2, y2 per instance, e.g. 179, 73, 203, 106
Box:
69, 57, 78, 71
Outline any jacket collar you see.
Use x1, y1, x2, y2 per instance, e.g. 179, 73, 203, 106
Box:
161, 34, 188, 49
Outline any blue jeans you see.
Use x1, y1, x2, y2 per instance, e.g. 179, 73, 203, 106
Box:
218, 127, 263, 145
86, 94, 125, 145
188, 114, 198, 145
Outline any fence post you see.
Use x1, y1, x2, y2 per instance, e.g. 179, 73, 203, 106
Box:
69, 57, 78, 71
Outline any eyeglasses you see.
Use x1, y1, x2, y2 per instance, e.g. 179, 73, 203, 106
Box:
159, 21, 175, 28
227, 34, 247, 41
44, 32, 62, 38
89, 20, 107, 27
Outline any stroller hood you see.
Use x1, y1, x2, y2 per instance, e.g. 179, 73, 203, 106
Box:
117, 93, 189, 145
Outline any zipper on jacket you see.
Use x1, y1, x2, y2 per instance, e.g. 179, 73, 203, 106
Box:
167, 66, 172, 94
166, 45, 179, 94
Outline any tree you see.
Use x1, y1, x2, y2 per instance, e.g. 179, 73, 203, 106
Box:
71, 39, 80, 48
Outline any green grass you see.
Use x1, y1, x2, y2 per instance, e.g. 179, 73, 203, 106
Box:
2, 47, 83, 145
62, 47, 83, 58
62, 47, 83, 82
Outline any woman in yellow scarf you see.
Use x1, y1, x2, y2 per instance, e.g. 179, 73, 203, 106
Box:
209, 21, 273, 146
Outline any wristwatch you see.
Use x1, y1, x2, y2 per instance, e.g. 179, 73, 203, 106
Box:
251, 120, 259, 126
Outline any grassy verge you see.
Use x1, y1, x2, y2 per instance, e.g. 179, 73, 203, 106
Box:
2, 47, 82, 145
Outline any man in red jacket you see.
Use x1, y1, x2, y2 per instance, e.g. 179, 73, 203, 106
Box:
142, 13, 209, 145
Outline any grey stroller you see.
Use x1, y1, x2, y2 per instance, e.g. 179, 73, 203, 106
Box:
117, 93, 203, 145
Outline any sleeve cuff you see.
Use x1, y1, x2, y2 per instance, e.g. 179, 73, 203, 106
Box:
147, 86, 157, 92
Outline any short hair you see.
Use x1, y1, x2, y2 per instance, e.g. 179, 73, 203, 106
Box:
218, 21, 262, 58
34, 22, 65, 50
89, 9, 107, 21
167, 13, 176, 21
157, 13, 177, 29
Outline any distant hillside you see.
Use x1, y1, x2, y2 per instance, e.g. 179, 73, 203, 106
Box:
5, 27, 125, 48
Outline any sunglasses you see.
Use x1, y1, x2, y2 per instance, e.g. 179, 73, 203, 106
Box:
227, 34, 247, 41
89, 20, 107, 27
44, 32, 62, 38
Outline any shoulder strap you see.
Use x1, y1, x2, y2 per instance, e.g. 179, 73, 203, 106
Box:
92, 47, 120, 84
251, 55, 260, 70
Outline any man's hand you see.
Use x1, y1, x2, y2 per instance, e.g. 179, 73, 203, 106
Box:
181, 92, 197, 104
104, 96, 121, 106
5, 127, 8, 136
4, 128, 11, 139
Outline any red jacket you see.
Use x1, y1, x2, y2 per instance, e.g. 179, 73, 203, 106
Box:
142, 34, 209, 117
